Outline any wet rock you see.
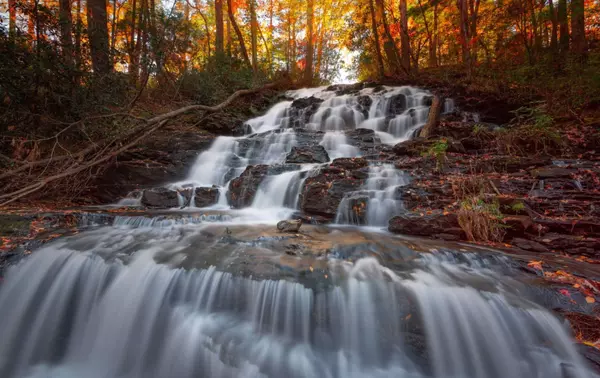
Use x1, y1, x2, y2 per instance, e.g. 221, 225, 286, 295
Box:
331, 157, 369, 170
291, 96, 323, 109
141, 188, 179, 209
511, 238, 550, 252
389, 94, 407, 115
393, 138, 427, 156
530, 167, 575, 179
388, 212, 465, 240
277, 219, 302, 233
301, 179, 364, 220
357, 95, 372, 109
228, 165, 269, 208
326, 83, 363, 95
346, 128, 377, 144
93, 133, 214, 203
286, 145, 330, 164
532, 233, 600, 256
194, 187, 220, 207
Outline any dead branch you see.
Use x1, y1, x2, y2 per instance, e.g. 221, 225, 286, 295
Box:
0, 81, 283, 205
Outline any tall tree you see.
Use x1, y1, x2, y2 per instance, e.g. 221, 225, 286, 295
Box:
458, 0, 472, 78
250, 0, 258, 72
557, 0, 569, 55
368, 0, 385, 78
571, 0, 587, 61
305, 0, 315, 84
59, 0, 74, 64
399, 0, 411, 73
87, 0, 111, 75
215, 0, 225, 56
377, 0, 402, 75
8, 0, 17, 40
548, 0, 558, 55
226, 0, 251, 67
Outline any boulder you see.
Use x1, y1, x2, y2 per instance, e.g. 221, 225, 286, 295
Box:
388, 212, 465, 240
277, 219, 302, 233
291, 96, 323, 109
286, 146, 330, 164
300, 179, 364, 220
228, 165, 269, 208
194, 187, 220, 207
331, 157, 369, 170
141, 188, 180, 209
389, 94, 407, 115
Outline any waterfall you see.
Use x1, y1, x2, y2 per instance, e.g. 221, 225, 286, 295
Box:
336, 164, 409, 226
0, 243, 594, 378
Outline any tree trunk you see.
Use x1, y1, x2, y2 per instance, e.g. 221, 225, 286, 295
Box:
570, 0, 587, 61
548, 0, 558, 55
59, 0, 73, 64
215, 0, 224, 56
110, 0, 118, 65
87, 0, 111, 75
74, 0, 82, 75
304, 0, 314, 85
558, 0, 568, 55
226, 0, 251, 67
128, 0, 139, 83
250, 0, 258, 73
8, 0, 17, 40
420, 95, 443, 138
368, 0, 385, 79
459, 0, 472, 78
430, 4, 438, 67
377, 0, 401, 75
399, 0, 411, 73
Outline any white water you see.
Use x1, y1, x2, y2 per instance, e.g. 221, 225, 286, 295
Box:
0, 228, 594, 378
336, 164, 410, 226
162, 85, 450, 225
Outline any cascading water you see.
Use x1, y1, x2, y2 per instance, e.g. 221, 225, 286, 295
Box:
4, 85, 594, 377
165, 85, 446, 227
0, 223, 595, 378
336, 164, 410, 226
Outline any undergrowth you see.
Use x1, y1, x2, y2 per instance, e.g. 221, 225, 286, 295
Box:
457, 196, 506, 243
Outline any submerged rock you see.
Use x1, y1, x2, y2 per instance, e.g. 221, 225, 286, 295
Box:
285, 145, 330, 164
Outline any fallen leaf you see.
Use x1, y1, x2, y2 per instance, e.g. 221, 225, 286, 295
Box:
586, 296, 595, 304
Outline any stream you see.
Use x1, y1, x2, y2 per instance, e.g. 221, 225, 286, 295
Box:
0, 85, 597, 378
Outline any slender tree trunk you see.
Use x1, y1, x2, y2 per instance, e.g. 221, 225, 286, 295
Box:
399, 0, 411, 73
377, 0, 402, 75
269, 0, 274, 74
250, 0, 258, 73
59, 0, 74, 66
305, 0, 314, 84
286, 13, 291, 74
194, 2, 211, 59
430, 4, 438, 67
215, 0, 224, 57
129, 0, 139, 83
558, 0, 568, 56
74, 0, 82, 74
8, 0, 17, 40
571, 0, 587, 61
28, 0, 35, 41
459, 0, 472, 78
110, 0, 118, 65
548, 0, 558, 55
368, 0, 385, 78
226, 9, 232, 56
87, 0, 111, 75
226, 0, 251, 67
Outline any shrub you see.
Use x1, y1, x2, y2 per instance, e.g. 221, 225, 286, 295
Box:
457, 196, 506, 242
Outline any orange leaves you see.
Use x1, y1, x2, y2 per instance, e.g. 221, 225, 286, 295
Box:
527, 260, 543, 270
586, 296, 596, 304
